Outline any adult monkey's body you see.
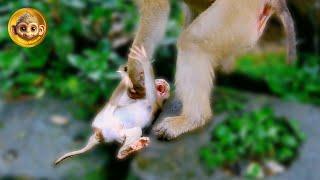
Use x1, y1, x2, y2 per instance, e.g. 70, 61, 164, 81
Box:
127, 0, 297, 139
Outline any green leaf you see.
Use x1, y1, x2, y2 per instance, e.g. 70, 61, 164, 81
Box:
276, 148, 294, 162
0, 49, 23, 77
53, 31, 74, 59
15, 73, 42, 85
245, 163, 264, 179
23, 45, 49, 68
281, 135, 298, 148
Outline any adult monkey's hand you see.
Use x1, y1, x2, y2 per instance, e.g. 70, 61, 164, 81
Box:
127, 0, 170, 99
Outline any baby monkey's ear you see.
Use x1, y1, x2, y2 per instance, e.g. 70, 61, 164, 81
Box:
38, 24, 46, 35
11, 25, 17, 35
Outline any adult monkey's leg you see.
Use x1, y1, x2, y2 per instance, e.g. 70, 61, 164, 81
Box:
153, 0, 296, 140
152, 2, 214, 140
182, 3, 199, 28
153, 0, 255, 140
128, 0, 170, 98
154, 38, 214, 140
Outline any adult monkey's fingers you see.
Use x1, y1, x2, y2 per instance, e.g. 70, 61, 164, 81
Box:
129, 54, 140, 61
140, 45, 147, 58
130, 47, 140, 57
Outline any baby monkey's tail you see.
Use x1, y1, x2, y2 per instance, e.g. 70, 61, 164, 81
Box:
54, 134, 100, 166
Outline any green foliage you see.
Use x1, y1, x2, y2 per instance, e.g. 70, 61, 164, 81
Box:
84, 168, 106, 180
214, 87, 247, 114
0, 0, 182, 119
200, 107, 305, 171
236, 53, 320, 105
245, 162, 263, 179
0, 0, 136, 118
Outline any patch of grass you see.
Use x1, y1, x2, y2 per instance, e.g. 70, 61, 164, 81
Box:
200, 107, 305, 174
214, 87, 247, 114
84, 168, 106, 180
236, 53, 320, 105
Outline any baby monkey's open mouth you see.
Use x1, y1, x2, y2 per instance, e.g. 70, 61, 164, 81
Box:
155, 79, 170, 98
157, 84, 166, 94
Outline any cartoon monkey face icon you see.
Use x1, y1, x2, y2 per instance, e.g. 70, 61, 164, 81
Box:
11, 13, 46, 40
8, 8, 47, 47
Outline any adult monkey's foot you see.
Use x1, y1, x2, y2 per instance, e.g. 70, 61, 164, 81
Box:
153, 115, 207, 140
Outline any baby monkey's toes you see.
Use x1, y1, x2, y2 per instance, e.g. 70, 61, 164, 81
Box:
117, 137, 150, 159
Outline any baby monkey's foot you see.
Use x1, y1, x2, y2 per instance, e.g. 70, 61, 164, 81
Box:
117, 137, 150, 159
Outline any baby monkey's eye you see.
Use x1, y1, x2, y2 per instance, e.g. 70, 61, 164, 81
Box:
31, 26, 36, 32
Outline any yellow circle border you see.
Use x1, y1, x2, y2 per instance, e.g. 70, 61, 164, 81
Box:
8, 8, 47, 48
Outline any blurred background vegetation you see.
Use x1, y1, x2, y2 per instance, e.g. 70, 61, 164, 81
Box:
0, 0, 182, 119
0, 0, 319, 179
0, 0, 319, 118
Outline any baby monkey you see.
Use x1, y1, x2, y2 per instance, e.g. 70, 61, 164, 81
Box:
54, 46, 170, 165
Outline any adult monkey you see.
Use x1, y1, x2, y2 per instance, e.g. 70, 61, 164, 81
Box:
127, 0, 297, 139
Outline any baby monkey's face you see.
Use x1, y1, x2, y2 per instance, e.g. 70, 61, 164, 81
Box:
16, 22, 41, 40
155, 79, 170, 101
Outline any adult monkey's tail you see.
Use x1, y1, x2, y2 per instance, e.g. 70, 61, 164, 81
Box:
54, 134, 100, 166
273, 0, 297, 64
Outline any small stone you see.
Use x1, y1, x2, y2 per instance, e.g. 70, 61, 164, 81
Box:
16, 131, 26, 140
3, 149, 18, 163
264, 160, 285, 175
50, 115, 69, 126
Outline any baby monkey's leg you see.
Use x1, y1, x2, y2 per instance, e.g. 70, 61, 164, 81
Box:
54, 134, 100, 166
117, 127, 150, 159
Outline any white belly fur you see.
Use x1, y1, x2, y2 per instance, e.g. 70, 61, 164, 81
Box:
92, 99, 151, 130
114, 100, 151, 128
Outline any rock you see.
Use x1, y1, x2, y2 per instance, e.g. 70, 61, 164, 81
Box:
0, 97, 106, 179
264, 160, 285, 176
50, 115, 69, 126
131, 91, 320, 180
1, 90, 320, 179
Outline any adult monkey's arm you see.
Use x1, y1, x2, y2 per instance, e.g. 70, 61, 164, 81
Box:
127, 0, 170, 99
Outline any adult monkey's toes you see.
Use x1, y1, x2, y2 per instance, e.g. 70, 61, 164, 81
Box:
153, 115, 195, 140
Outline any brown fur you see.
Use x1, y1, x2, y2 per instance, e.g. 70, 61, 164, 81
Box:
128, 0, 296, 139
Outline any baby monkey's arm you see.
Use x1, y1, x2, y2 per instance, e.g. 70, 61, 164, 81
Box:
108, 64, 136, 107
117, 64, 136, 93
107, 80, 127, 107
